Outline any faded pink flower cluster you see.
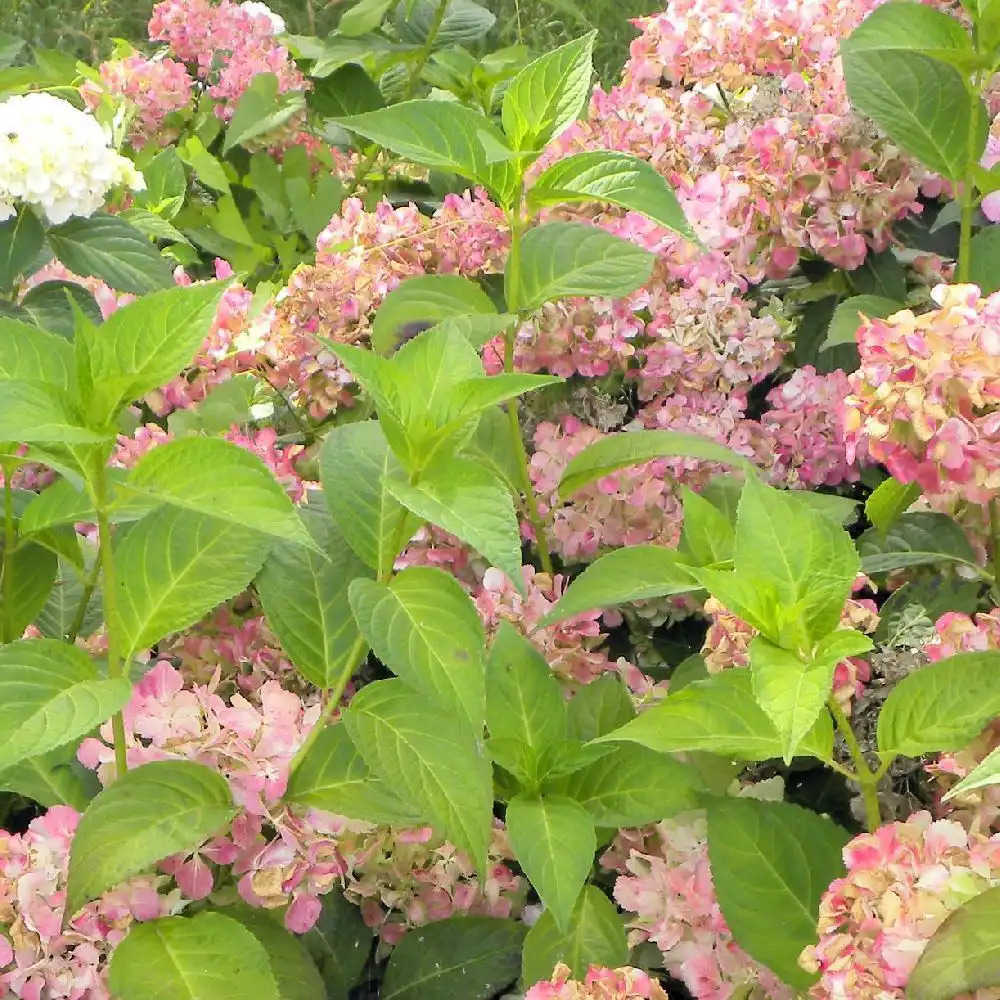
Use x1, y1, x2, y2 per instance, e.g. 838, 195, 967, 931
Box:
0, 806, 181, 1000
147, 0, 307, 123
525, 963, 669, 1000
801, 812, 1000, 998
844, 284, 1000, 505
603, 813, 794, 1000
701, 585, 879, 713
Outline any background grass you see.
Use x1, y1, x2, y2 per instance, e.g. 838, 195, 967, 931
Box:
2, 0, 658, 82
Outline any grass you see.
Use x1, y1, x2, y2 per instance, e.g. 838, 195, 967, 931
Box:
3, 0, 657, 80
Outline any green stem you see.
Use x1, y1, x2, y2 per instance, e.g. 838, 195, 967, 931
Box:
958, 183, 975, 283
829, 696, 881, 832
1, 472, 15, 644
94, 474, 128, 779
504, 199, 554, 576
66, 554, 103, 645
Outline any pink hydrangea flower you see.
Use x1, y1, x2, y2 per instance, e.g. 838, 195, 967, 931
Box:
526, 963, 669, 1000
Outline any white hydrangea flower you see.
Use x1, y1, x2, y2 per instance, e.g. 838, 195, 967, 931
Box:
0, 92, 144, 226
240, 1, 286, 34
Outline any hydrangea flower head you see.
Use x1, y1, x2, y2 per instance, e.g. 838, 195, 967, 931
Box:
0, 93, 144, 224
525, 963, 669, 999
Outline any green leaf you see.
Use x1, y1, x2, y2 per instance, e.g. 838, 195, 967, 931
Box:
865, 477, 922, 536
596, 669, 834, 763
501, 32, 596, 151
46, 213, 174, 294
35, 558, 103, 641
79, 281, 227, 425
0, 639, 130, 769
969, 226, 1000, 296
0, 741, 99, 811
382, 916, 524, 1000
907, 885, 1000, 999
678, 486, 735, 566
256, 503, 373, 690
67, 760, 237, 914
385, 457, 524, 586
0, 208, 45, 291
301, 892, 373, 1000
138, 147, 187, 219
821, 294, 903, 350
509, 221, 654, 312
0, 380, 108, 445
339, 0, 393, 35
124, 437, 317, 551
111, 506, 270, 658
841, 2, 977, 69
735, 476, 859, 645
750, 636, 842, 764
118, 207, 192, 247
223, 73, 306, 153
285, 723, 422, 825
506, 796, 595, 932
429, 312, 517, 350
319, 421, 419, 576
348, 566, 486, 728
558, 429, 752, 498
18, 281, 104, 340
397, 0, 496, 47
0, 538, 56, 637
0, 317, 72, 388
372, 274, 497, 355
521, 885, 627, 984
566, 674, 635, 743
528, 151, 698, 243
858, 511, 979, 573
944, 743, 1000, 800
544, 546, 696, 623
217, 907, 327, 1000
877, 652, 1000, 757
108, 912, 279, 1000
555, 743, 702, 826
841, 48, 986, 180
486, 621, 567, 755
707, 798, 849, 989
337, 101, 515, 203
343, 679, 494, 870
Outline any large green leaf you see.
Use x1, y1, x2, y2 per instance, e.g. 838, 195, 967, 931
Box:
554, 743, 701, 826
865, 476, 922, 536
506, 796, 595, 931
111, 506, 270, 658
319, 421, 419, 576
0, 379, 108, 444
0, 538, 57, 639
509, 222, 654, 313
108, 912, 280, 1000
528, 151, 697, 242
841, 2, 976, 69
521, 885, 628, 984
382, 916, 525, 1000
969, 225, 1000, 295
0, 208, 45, 291
385, 458, 524, 587
558, 429, 753, 497
348, 566, 486, 728
0, 741, 99, 811
858, 511, 979, 574
750, 632, 873, 763
223, 73, 306, 153
501, 32, 596, 150
841, 47, 986, 180
595, 669, 834, 763
67, 760, 237, 914
707, 798, 849, 989
337, 101, 515, 203
907, 885, 1000, 999
343, 679, 494, 870
46, 213, 174, 294
125, 436, 317, 551
735, 476, 859, 646
0, 639, 131, 769
372, 274, 497, 355
301, 891, 373, 1000
565, 674, 635, 743
18, 281, 104, 340
285, 723, 421, 825
678, 486, 736, 566
397, 0, 496, 46
821, 294, 904, 350
256, 503, 373, 689
79, 282, 227, 425
877, 652, 1000, 758
544, 546, 696, 623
